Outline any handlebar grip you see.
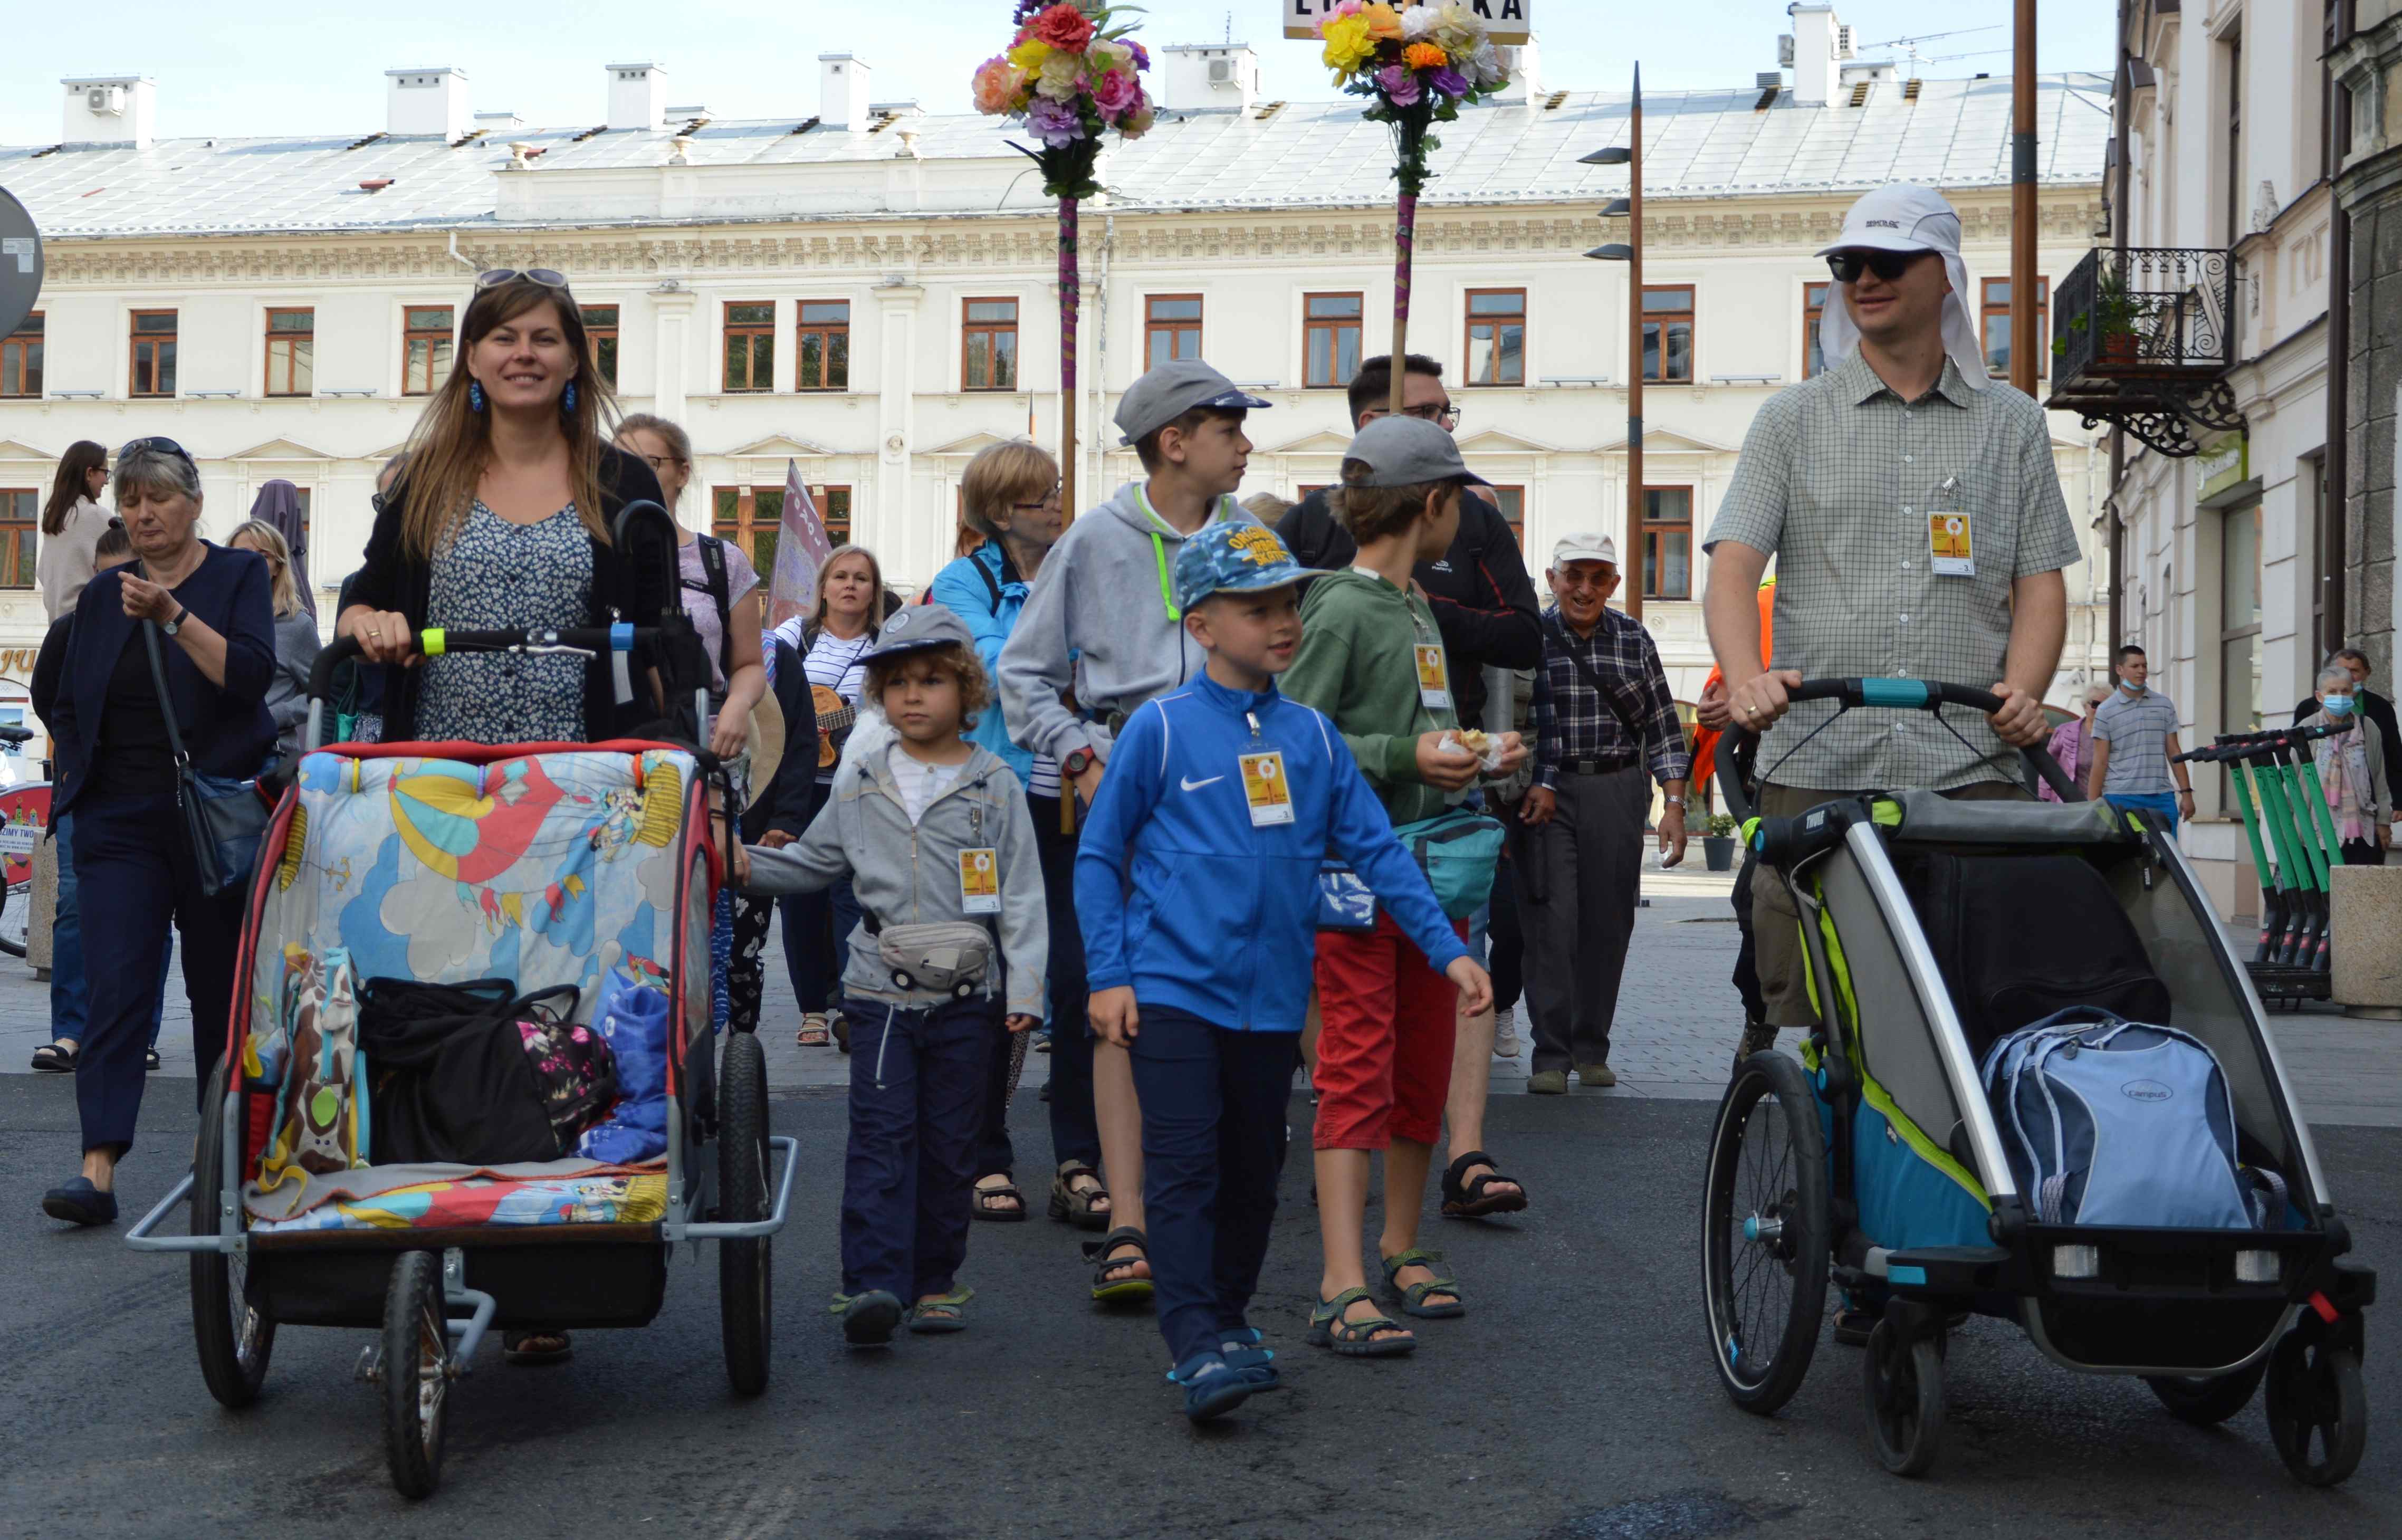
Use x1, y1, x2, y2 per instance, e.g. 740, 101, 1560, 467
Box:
306, 626, 655, 703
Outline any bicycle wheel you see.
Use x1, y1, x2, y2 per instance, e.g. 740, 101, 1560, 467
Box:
0, 878, 30, 958
1701, 1050, 1831, 1413
381, 1250, 450, 1499
717, 1029, 772, 1396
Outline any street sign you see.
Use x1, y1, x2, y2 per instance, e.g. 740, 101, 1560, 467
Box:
0, 186, 40, 343
1283, 0, 1533, 45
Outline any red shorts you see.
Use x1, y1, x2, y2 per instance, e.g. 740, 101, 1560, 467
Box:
1311, 912, 1466, 1151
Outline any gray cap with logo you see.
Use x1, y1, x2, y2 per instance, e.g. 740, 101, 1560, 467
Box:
1114, 359, 1274, 445
1341, 416, 1491, 488
862, 602, 975, 664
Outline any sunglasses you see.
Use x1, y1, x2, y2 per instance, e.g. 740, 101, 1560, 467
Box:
120, 436, 195, 464
476, 268, 571, 292
1826, 249, 1938, 284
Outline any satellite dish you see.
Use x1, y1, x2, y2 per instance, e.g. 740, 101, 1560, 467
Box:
0, 187, 42, 342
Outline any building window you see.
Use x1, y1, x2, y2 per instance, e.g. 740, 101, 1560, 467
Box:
1464, 289, 1526, 386
1641, 285, 1693, 383
581, 304, 619, 388
712, 483, 853, 572
264, 308, 314, 397
798, 301, 850, 390
723, 302, 775, 393
1145, 295, 1203, 371
962, 299, 1019, 390
1489, 485, 1526, 547
2224, 30, 2244, 249
402, 305, 454, 396
130, 310, 178, 398
1803, 282, 1831, 378
1980, 278, 2050, 380
2221, 500, 2262, 742
1305, 293, 1364, 389
0, 490, 32, 589
1642, 486, 1693, 600
817, 485, 853, 548
2, 313, 42, 398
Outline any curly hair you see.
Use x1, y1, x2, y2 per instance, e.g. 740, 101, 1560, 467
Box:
864, 641, 991, 730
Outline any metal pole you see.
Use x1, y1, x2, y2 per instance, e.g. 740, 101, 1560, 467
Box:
1626, 63, 1644, 620
2009, 0, 2039, 397
1058, 196, 1080, 523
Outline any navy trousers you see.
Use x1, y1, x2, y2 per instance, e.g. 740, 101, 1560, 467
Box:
841, 992, 998, 1301
972, 793, 1101, 1181
72, 793, 245, 1156
1128, 1007, 1300, 1365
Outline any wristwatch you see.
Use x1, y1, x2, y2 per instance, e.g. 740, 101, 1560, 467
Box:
1662, 795, 1687, 808
1062, 747, 1096, 779
162, 606, 189, 637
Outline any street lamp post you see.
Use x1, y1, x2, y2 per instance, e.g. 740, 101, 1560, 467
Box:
1581, 64, 1643, 621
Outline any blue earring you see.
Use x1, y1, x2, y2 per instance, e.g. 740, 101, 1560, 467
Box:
468, 379, 486, 414
563, 380, 578, 414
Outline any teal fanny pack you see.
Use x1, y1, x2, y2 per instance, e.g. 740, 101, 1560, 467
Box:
1396, 808, 1506, 919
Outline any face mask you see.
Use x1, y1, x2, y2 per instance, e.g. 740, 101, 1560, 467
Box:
2324, 696, 2356, 719
2119, 679, 2143, 693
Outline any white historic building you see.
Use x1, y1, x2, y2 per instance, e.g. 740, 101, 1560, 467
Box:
0, 9, 2111, 735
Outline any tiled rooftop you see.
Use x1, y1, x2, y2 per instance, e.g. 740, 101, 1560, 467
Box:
0, 72, 2110, 238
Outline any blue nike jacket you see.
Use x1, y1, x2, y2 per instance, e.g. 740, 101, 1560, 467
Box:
1075, 671, 1469, 1032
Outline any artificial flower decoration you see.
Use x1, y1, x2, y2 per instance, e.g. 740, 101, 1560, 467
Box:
974, 1, 1154, 199
1320, 0, 1510, 194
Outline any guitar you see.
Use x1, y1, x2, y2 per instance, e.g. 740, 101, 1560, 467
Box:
812, 686, 860, 769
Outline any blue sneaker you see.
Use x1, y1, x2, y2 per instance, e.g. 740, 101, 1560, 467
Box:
1167, 1351, 1255, 1424
1219, 1327, 1282, 1391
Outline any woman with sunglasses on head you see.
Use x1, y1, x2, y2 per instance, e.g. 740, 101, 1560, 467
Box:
40, 439, 277, 1227
338, 270, 666, 749
225, 519, 323, 764
929, 441, 1107, 1230
36, 440, 112, 621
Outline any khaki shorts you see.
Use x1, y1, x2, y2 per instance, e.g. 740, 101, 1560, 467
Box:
1750, 780, 2030, 1027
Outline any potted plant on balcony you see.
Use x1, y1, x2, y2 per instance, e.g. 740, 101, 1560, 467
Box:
1702, 812, 1740, 873
2056, 267, 2145, 370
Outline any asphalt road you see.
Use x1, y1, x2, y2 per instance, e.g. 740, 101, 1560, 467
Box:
7, 1071, 2401, 1540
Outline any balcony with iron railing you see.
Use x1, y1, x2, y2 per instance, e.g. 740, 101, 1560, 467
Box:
2044, 246, 2244, 457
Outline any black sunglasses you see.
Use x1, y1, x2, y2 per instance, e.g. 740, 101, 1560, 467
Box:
1826, 249, 1939, 284
476, 268, 571, 292
119, 436, 195, 464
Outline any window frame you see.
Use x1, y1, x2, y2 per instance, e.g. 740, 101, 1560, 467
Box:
0, 489, 34, 589
2, 312, 42, 399
796, 300, 851, 391
1488, 485, 1527, 548
961, 297, 1020, 392
1143, 293, 1204, 372
129, 308, 179, 398
1304, 291, 1365, 389
1463, 288, 1527, 387
1979, 276, 2050, 381
1641, 484, 1695, 601
580, 303, 620, 389
1640, 285, 1695, 384
1802, 282, 1832, 379
711, 481, 853, 570
722, 301, 776, 394
264, 307, 314, 398
401, 304, 455, 398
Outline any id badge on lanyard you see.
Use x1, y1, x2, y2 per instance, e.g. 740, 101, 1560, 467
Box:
958, 848, 1001, 913
1927, 475, 1973, 577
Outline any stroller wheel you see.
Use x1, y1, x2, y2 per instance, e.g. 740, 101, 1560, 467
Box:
381, 1250, 451, 1499
1701, 1050, 1830, 1414
1863, 1317, 1946, 1477
2264, 1329, 2367, 1487
190, 1059, 276, 1409
717, 1030, 773, 1396
2144, 1360, 2269, 1427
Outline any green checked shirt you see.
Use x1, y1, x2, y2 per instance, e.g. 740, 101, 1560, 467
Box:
1703, 352, 2081, 792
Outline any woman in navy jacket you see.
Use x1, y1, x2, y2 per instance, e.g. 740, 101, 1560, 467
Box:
41, 438, 276, 1227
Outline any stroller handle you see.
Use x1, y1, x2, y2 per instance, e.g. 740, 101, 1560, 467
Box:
302, 626, 669, 753
1717, 676, 2080, 830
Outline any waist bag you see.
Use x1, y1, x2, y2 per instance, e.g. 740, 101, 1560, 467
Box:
1394, 808, 1505, 919
875, 921, 996, 999
1979, 1008, 2279, 1229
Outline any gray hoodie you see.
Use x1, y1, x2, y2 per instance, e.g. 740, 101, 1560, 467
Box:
995, 482, 1259, 765
738, 742, 1047, 1016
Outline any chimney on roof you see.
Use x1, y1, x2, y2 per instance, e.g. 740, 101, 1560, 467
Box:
1494, 38, 1542, 103
1785, 5, 1846, 108
607, 63, 667, 130
1159, 44, 1259, 113
473, 110, 524, 132
820, 54, 872, 132
385, 68, 471, 139
61, 75, 157, 148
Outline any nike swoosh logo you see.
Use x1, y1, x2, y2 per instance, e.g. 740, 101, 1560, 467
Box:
1180, 775, 1225, 792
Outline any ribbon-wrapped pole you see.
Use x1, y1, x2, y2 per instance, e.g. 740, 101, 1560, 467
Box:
1391, 189, 1418, 414
1059, 194, 1080, 518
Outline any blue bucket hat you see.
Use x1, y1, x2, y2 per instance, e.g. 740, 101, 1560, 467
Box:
1173, 521, 1309, 612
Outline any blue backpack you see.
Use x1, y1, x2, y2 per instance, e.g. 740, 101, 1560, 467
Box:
1978, 1008, 2280, 1230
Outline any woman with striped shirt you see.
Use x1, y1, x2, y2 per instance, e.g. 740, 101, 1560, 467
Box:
782, 544, 883, 1047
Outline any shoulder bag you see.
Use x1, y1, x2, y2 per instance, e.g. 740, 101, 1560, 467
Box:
141, 619, 272, 898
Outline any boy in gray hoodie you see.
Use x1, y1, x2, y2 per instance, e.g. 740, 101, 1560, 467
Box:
742, 605, 1045, 1345
994, 359, 1271, 1303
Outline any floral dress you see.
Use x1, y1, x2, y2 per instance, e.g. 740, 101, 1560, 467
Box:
415, 502, 594, 745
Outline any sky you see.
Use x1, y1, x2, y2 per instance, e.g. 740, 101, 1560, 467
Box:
0, 1, 2117, 147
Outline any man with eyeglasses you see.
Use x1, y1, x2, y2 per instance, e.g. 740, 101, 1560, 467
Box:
1701, 183, 2079, 1050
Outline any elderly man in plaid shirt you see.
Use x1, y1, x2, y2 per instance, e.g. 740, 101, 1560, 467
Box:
1520, 531, 1691, 1094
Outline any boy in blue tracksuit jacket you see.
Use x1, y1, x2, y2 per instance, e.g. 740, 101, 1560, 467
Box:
1076, 522, 1491, 1424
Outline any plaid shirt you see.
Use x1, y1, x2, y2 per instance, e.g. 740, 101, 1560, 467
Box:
1531, 605, 1691, 789
1702, 352, 2081, 791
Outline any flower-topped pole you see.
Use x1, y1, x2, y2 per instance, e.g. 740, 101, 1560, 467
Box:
975, 1, 1153, 519
1320, 3, 1509, 412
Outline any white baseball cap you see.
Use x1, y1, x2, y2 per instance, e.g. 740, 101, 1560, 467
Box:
1550, 531, 1618, 570
1814, 185, 1989, 392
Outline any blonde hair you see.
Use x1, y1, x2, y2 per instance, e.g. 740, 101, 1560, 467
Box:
959, 439, 1059, 542
393, 278, 619, 560
615, 413, 693, 506
229, 518, 303, 617
811, 544, 885, 637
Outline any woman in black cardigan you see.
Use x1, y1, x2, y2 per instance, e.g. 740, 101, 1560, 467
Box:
41, 438, 276, 1227
340, 272, 667, 744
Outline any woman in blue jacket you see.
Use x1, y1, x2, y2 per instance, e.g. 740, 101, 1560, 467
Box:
41, 438, 277, 1227
928, 441, 1111, 1235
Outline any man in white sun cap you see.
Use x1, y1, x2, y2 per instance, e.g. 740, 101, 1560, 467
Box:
1697, 183, 2081, 1061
